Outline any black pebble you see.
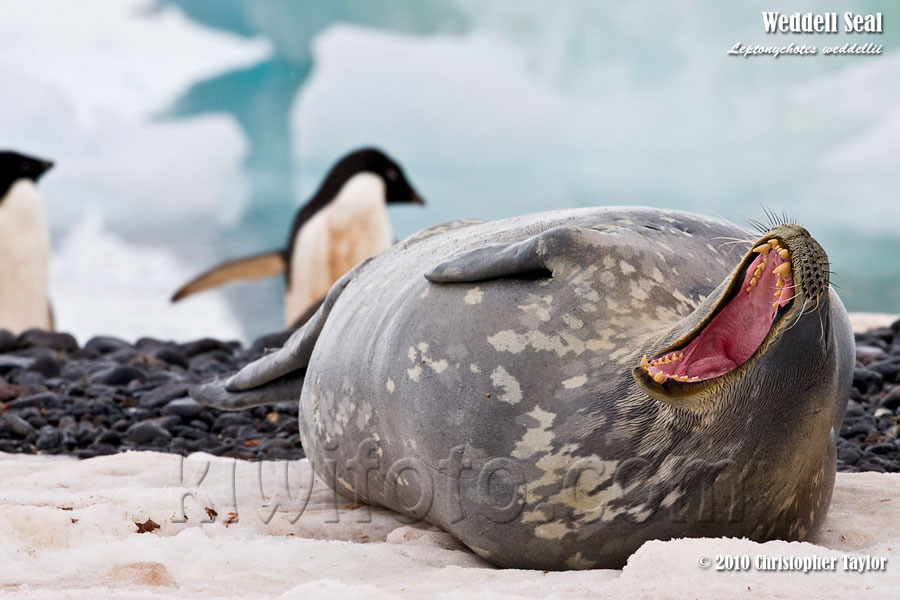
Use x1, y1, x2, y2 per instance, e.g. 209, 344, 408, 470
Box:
125, 420, 173, 445
852, 367, 883, 395
17, 330, 79, 352
7, 391, 62, 410
91, 366, 146, 386
869, 358, 900, 384
881, 387, 900, 411
213, 413, 252, 433
36, 425, 60, 451
180, 338, 237, 358
84, 336, 132, 355
164, 398, 204, 421
0, 413, 37, 439
0, 329, 16, 352
153, 348, 189, 369
138, 382, 192, 409
26, 357, 61, 378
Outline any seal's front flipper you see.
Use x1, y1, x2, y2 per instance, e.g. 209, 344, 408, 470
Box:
191, 370, 306, 411
190, 262, 364, 410
425, 225, 597, 283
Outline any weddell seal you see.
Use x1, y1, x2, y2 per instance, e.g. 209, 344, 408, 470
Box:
193, 207, 854, 570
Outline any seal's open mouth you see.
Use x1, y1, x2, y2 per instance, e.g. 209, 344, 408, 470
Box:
641, 238, 795, 384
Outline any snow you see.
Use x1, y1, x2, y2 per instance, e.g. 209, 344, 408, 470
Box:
0, 0, 260, 231
849, 312, 900, 333
49, 213, 243, 344
1, 451, 897, 599
0, 0, 270, 127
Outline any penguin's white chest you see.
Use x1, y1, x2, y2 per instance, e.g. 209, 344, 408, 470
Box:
0, 180, 51, 333
285, 174, 393, 324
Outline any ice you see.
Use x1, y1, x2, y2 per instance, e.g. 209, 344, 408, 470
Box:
0, 0, 271, 127
849, 312, 900, 333
2, 1, 899, 336
0, 0, 264, 233
0, 450, 897, 598
50, 213, 243, 343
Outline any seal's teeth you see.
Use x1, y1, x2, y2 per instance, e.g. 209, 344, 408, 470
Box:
767, 238, 779, 247
778, 248, 790, 260
641, 355, 650, 369
678, 352, 684, 359
773, 263, 791, 278
774, 289, 782, 299
652, 372, 666, 384
752, 243, 771, 254
749, 276, 758, 287
690, 376, 699, 381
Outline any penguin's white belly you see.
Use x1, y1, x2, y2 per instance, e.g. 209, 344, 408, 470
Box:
285, 192, 392, 325
0, 180, 50, 333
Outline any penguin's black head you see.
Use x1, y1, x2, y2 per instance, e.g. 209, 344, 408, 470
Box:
323, 147, 425, 206
0, 151, 54, 200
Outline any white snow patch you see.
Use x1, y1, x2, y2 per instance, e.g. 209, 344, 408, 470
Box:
0, 452, 898, 599
0, 0, 270, 127
50, 213, 242, 343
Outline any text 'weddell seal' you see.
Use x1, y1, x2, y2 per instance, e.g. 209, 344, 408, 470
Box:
192, 207, 854, 570
729, 11, 885, 59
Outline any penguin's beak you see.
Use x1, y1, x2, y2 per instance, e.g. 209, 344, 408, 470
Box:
36, 160, 54, 179
411, 193, 426, 206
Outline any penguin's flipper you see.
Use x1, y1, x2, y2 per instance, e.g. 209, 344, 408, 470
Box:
171, 250, 287, 302
191, 261, 365, 410
425, 225, 596, 283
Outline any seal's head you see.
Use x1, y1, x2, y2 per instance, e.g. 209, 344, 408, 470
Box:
631, 221, 853, 542
633, 222, 845, 415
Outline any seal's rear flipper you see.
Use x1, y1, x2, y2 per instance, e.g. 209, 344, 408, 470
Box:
190, 261, 365, 410
171, 250, 287, 302
425, 225, 598, 283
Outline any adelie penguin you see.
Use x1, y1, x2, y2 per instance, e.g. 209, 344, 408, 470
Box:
172, 148, 425, 326
0, 151, 54, 334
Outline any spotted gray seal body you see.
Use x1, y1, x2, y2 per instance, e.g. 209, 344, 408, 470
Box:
194, 207, 853, 570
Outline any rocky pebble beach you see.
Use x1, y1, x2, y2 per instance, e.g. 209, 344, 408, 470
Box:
839, 319, 900, 473
1, 321, 900, 471
0, 328, 300, 460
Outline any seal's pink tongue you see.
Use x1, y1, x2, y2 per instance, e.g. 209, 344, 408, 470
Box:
645, 241, 794, 383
